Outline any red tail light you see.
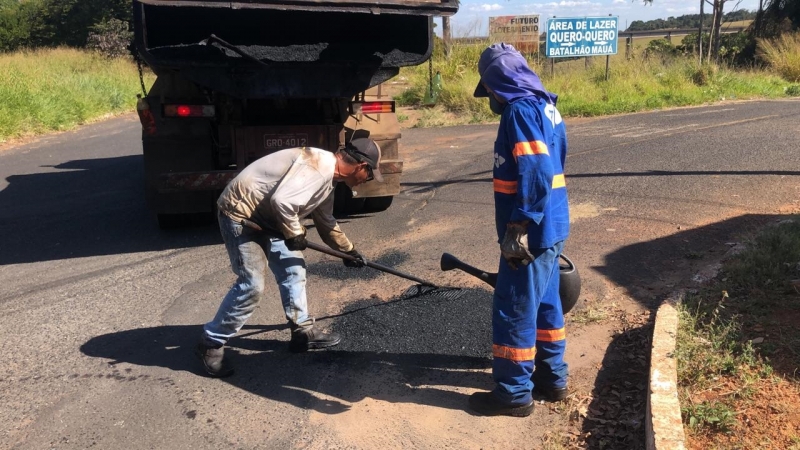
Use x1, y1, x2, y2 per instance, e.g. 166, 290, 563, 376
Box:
163, 104, 215, 118
349, 101, 395, 115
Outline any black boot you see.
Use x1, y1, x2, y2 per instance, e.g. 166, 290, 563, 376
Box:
195, 342, 234, 378
533, 385, 569, 402
289, 327, 341, 353
468, 392, 534, 417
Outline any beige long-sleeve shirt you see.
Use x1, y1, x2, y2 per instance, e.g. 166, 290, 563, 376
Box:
217, 147, 353, 252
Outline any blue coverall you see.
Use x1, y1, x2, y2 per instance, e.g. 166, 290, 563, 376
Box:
489, 82, 571, 405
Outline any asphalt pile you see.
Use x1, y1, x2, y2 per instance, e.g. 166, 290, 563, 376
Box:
149, 42, 423, 67
331, 287, 494, 359
307, 252, 409, 283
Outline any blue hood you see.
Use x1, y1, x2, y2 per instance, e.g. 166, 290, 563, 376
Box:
473, 43, 557, 105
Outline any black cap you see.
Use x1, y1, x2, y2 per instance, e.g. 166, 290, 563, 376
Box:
344, 138, 383, 183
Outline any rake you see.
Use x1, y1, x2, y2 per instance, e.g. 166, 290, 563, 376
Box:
240, 219, 464, 300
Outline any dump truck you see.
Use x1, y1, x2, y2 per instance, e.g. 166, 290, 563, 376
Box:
132, 0, 457, 228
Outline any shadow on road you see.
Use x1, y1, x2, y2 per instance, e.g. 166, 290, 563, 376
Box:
571, 170, 800, 179
81, 286, 496, 414
80, 323, 491, 414
0, 155, 222, 265
579, 213, 784, 448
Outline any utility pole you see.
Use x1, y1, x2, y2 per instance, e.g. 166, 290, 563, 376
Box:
712, 0, 723, 64
755, 0, 764, 37
707, 0, 718, 63
442, 16, 452, 60
698, 0, 704, 64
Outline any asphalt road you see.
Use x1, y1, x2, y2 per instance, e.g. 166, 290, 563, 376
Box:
1, 100, 798, 449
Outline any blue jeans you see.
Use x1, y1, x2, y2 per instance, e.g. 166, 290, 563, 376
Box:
203, 212, 313, 346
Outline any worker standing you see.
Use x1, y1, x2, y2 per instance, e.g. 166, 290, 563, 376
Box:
469, 43, 571, 417
196, 138, 383, 378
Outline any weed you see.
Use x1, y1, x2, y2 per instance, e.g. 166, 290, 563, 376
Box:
540, 431, 568, 450
787, 84, 800, 96
689, 64, 717, 86
569, 302, 608, 325
721, 217, 800, 296
758, 32, 800, 82
682, 400, 736, 432
397, 113, 409, 123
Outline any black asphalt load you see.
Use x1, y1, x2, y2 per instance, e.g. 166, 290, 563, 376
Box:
330, 287, 494, 359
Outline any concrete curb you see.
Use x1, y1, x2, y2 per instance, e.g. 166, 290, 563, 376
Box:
646, 290, 687, 450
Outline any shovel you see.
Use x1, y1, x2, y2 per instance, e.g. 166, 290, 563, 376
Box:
241, 219, 463, 300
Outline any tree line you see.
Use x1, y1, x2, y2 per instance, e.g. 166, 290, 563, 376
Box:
626, 9, 757, 32
0, 0, 129, 52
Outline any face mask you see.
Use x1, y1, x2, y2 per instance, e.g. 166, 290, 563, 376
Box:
489, 96, 506, 115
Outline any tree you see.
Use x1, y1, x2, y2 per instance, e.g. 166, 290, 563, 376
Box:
442, 16, 452, 60
754, 0, 800, 37
0, 0, 48, 51
38, 0, 130, 47
643, 0, 746, 63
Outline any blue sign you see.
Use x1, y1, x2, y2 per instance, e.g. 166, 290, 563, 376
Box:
546, 17, 618, 58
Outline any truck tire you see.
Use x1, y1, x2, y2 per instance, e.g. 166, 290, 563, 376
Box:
333, 184, 366, 214
364, 196, 394, 212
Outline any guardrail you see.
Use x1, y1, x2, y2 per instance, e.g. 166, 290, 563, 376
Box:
453, 25, 747, 45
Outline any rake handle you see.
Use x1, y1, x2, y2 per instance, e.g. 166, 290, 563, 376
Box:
240, 219, 437, 287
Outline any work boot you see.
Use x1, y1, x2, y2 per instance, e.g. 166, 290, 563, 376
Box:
468, 391, 534, 417
195, 342, 234, 378
289, 327, 341, 353
533, 385, 569, 402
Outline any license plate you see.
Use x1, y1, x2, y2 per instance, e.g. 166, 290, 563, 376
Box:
263, 134, 309, 151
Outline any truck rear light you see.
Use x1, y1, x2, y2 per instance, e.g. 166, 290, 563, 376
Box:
163, 104, 216, 118
350, 101, 395, 115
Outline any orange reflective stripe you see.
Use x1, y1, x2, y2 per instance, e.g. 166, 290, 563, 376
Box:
492, 344, 536, 362
493, 179, 518, 194
536, 328, 566, 342
552, 174, 566, 189
513, 141, 549, 160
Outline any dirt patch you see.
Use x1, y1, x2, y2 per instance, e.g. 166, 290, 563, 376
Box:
570, 202, 603, 222
687, 374, 800, 450
568, 310, 653, 449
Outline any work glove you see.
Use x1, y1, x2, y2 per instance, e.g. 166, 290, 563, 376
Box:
500, 221, 534, 270
285, 228, 308, 251
343, 248, 367, 268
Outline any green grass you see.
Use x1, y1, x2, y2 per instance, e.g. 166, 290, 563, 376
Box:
2, 41, 795, 141
397, 40, 793, 126
676, 216, 800, 438
0, 47, 155, 142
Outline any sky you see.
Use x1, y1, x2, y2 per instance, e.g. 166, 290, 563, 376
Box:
439, 0, 761, 36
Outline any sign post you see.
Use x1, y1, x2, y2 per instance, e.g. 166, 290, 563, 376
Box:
545, 16, 619, 79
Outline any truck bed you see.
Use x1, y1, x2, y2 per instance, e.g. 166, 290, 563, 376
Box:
136, 0, 457, 16
134, 1, 444, 97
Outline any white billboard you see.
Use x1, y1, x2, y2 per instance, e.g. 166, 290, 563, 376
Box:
489, 15, 541, 44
